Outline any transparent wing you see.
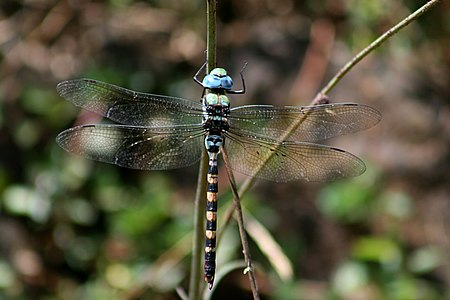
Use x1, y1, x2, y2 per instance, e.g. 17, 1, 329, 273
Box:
229, 103, 381, 142
224, 131, 366, 182
56, 124, 205, 170
57, 79, 204, 126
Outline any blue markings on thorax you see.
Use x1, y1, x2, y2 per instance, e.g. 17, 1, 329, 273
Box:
205, 93, 230, 107
202, 92, 231, 136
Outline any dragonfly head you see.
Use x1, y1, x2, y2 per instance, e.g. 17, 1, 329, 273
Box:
202, 68, 233, 90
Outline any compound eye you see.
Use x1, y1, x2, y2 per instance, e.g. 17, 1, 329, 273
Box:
202, 75, 222, 89
220, 76, 233, 90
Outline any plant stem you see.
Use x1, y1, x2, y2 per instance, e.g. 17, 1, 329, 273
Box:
222, 0, 442, 213
206, 0, 217, 72
314, 0, 442, 102
189, 1, 217, 299
222, 146, 260, 300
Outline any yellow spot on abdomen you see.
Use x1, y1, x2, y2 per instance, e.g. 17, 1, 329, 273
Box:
206, 211, 217, 221
207, 192, 217, 202
205, 246, 216, 253
205, 230, 216, 239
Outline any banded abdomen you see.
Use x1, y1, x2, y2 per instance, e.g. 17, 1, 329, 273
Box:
204, 134, 222, 289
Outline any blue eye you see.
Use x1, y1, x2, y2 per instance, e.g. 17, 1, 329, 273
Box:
202, 75, 222, 89
202, 74, 234, 90
220, 76, 233, 90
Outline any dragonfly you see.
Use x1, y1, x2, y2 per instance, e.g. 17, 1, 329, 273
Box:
56, 64, 381, 289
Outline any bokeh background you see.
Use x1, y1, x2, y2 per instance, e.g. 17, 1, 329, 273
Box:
1, 0, 449, 299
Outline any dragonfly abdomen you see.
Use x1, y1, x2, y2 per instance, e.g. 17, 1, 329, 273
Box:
204, 170, 218, 289
204, 134, 222, 288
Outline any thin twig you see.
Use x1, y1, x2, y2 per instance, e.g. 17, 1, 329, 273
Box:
221, 146, 260, 300
221, 0, 443, 228
314, 0, 443, 102
189, 1, 217, 299
206, 0, 217, 72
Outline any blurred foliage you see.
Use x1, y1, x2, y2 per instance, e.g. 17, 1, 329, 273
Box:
1, 0, 450, 299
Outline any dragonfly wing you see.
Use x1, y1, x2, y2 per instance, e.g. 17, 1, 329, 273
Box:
57, 79, 204, 126
224, 131, 366, 182
56, 124, 204, 170
229, 103, 381, 142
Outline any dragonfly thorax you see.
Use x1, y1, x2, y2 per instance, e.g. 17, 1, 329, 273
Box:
202, 92, 230, 134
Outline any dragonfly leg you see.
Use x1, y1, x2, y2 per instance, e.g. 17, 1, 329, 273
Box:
227, 62, 247, 94
194, 62, 207, 87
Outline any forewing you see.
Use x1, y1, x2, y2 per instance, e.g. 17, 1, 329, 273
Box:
224, 131, 366, 182
57, 79, 204, 126
229, 103, 381, 142
56, 124, 204, 170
